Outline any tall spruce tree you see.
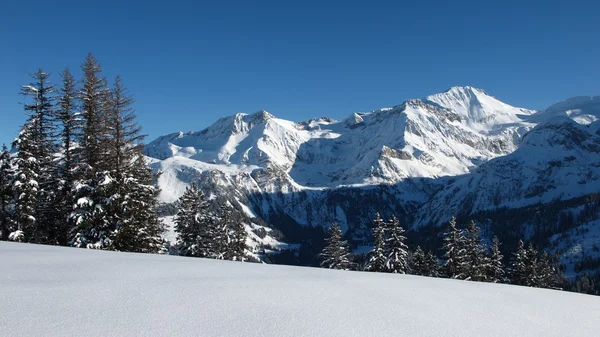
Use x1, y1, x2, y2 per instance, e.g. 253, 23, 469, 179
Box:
410, 246, 427, 276
320, 222, 352, 270
70, 54, 111, 247
384, 216, 409, 274
510, 240, 530, 286
54, 67, 81, 245
79, 53, 109, 172
424, 251, 440, 277
441, 217, 468, 279
103, 76, 164, 253
19, 70, 58, 243
463, 220, 490, 281
174, 183, 217, 257
0, 145, 15, 240
488, 236, 505, 283
111, 154, 165, 253
12, 120, 39, 242
229, 217, 248, 261
364, 213, 387, 272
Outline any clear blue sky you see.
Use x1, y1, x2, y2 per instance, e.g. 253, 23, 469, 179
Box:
1, 0, 598, 145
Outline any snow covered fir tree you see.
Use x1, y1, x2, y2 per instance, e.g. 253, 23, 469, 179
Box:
1, 54, 599, 296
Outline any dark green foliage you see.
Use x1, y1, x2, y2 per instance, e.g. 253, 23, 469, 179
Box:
12, 119, 39, 242
487, 236, 505, 283
174, 183, 218, 257
385, 216, 409, 274
364, 213, 387, 272
510, 240, 563, 289
441, 217, 468, 279
320, 222, 352, 270
230, 217, 248, 261
0, 145, 15, 240
463, 220, 490, 282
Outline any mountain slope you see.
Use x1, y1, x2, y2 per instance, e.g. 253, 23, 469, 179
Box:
417, 117, 600, 225
146, 86, 536, 202
145, 88, 600, 279
2, 242, 599, 337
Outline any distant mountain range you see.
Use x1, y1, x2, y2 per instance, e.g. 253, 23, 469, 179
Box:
144, 87, 600, 277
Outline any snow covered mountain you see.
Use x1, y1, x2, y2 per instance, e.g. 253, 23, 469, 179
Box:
146, 86, 536, 200
145, 86, 600, 275
417, 117, 600, 225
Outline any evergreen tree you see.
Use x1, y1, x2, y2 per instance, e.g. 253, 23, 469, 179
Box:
103, 76, 164, 253
70, 54, 112, 247
384, 216, 409, 274
535, 252, 563, 289
424, 251, 440, 277
410, 246, 427, 276
510, 240, 530, 286
79, 53, 109, 172
53, 67, 80, 245
19, 70, 58, 243
214, 202, 234, 259
463, 220, 490, 281
230, 217, 248, 261
364, 213, 387, 272
441, 217, 468, 279
174, 183, 217, 257
0, 145, 15, 240
488, 236, 505, 283
111, 154, 165, 253
12, 120, 39, 242
320, 222, 352, 270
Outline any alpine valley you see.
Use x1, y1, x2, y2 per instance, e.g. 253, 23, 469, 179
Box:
144, 86, 600, 278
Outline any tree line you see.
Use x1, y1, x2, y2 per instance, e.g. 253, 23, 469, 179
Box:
320, 215, 564, 290
0, 54, 248, 261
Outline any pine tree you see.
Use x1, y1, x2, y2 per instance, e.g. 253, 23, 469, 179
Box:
53, 67, 81, 245
441, 217, 468, 279
463, 220, 490, 281
536, 252, 562, 289
70, 54, 112, 248
320, 222, 352, 270
410, 246, 427, 276
385, 215, 409, 274
79, 53, 109, 172
103, 76, 164, 253
0, 145, 15, 240
111, 154, 165, 253
424, 251, 440, 277
214, 202, 234, 259
230, 217, 248, 261
174, 183, 217, 257
19, 69, 59, 243
509, 240, 530, 286
487, 236, 505, 283
525, 244, 539, 286
12, 120, 39, 242
364, 213, 387, 272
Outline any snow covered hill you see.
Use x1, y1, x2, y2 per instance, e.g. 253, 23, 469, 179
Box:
2, 242, 599, 337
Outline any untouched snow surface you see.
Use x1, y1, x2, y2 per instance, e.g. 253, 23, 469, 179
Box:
1, 242, 599, 337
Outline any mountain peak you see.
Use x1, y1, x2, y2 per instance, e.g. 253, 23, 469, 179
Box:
250, 110, 275, 121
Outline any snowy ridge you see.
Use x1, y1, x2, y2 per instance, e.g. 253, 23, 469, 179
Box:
145, 87, 600, 276
2, 242, 599, 337
416, 117, 600, 225
145, 86, 537, 202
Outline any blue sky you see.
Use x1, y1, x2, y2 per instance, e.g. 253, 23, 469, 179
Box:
1, 0, 598, 145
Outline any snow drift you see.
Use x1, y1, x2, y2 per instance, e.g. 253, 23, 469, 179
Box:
1, 242, 599, 337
